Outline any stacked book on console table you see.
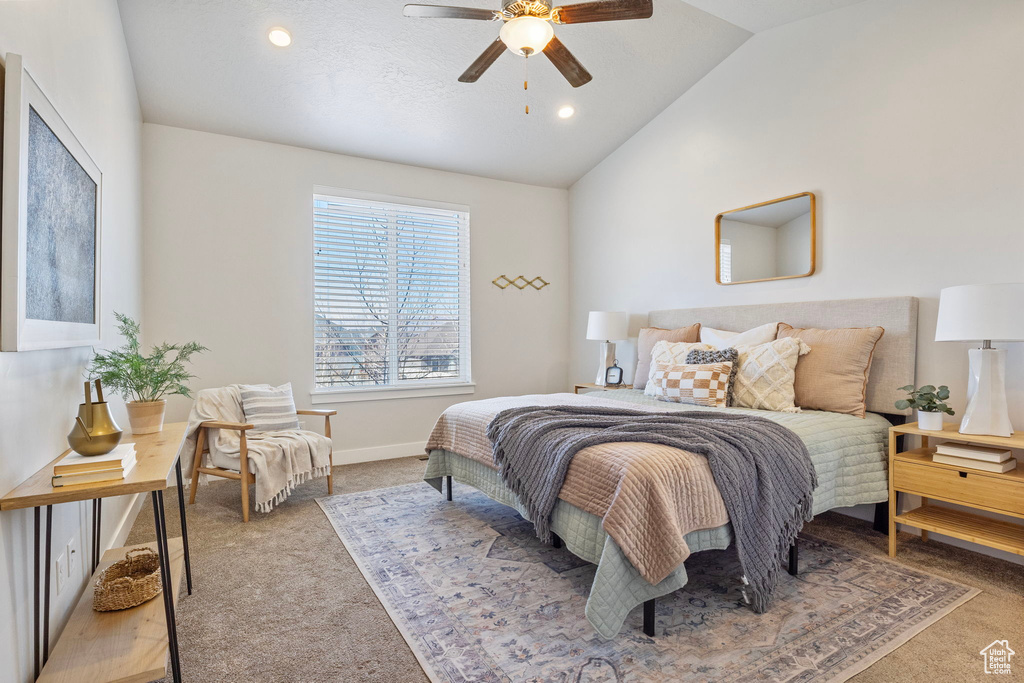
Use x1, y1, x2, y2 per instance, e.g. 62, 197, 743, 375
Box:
932, 442, 1017, 473
52, 444, 137, 487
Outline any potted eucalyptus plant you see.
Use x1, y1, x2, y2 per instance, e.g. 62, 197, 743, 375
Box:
895, 384, 955, 431
87, 313, 207, 435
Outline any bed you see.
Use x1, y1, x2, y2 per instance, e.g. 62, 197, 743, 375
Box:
423, 296, 919, 638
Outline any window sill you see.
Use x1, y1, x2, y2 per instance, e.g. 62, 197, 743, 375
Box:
310, 383, 476, 404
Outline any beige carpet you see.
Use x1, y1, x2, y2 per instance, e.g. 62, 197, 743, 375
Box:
127, 456, 1024, 682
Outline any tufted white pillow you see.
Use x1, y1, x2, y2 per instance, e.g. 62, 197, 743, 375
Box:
644, 340, 713, 395
700, 322, 781, 349
731, 337, 811, 412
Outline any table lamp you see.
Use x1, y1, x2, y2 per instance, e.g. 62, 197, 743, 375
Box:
935, 283, 1024, 436
586, 311, 629, 386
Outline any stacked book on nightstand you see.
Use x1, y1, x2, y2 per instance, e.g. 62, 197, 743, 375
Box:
932, 442, 1017, 473
52, 444, 138, 487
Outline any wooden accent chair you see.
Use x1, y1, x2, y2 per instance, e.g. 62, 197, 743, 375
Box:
187, 409, 336, 522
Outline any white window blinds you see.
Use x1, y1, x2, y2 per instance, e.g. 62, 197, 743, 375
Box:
719, 239, 732, 284
313, 192, 471, 391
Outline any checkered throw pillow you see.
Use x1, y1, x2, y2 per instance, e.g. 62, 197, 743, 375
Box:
650, 362, 734, 407
686, 348, 740, 406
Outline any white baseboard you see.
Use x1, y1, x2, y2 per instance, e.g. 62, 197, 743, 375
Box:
110, 493, 145, 550
333, 441, 427, 465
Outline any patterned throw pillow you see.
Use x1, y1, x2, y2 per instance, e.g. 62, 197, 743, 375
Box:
686, 348, 740, 405
240, 383, 301, 431
650, 362, 734, 407
644, 340, 713, 396
731, 338, 811, 412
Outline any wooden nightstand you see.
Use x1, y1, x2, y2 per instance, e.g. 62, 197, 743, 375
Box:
574, 383, 633, 394
888, 422, 1024, 558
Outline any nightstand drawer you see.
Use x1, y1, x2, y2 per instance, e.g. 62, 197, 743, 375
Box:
893, 459, 1024, 516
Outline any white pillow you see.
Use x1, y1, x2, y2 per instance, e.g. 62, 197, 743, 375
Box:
644, 340, 713, 395
239, 383, 301, 431
700, 322, 781, 349
731, 338, 811, 412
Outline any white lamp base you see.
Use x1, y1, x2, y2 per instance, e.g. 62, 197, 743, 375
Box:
594, 341, 616, 386
959, 347, 1014, 437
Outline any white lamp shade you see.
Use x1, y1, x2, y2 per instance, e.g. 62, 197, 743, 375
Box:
499, 16, 554, 56
935, 283, 1024, 342
586, 311, 629, 341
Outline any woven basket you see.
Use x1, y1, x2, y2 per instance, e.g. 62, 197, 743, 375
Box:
93, 547, 162, 612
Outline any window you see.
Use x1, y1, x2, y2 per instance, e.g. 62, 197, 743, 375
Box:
719, 239, 732, 284
312, 190, 471, 398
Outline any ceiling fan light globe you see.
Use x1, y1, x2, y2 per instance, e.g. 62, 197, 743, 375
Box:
499, 16, 554, 56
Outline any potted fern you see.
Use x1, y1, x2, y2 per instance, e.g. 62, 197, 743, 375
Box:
87, 313, 207, 434
895, 384, 955, 431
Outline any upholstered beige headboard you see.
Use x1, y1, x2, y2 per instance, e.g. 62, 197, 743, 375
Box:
648, 296, 919, 416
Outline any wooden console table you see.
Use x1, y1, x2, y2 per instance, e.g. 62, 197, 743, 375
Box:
0, 422, 193, 682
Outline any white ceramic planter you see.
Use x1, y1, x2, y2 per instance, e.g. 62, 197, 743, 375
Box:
126, 400, 167, 435
917, 410, 944, 431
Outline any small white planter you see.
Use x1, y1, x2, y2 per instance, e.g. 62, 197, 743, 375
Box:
917, 410, 944, 431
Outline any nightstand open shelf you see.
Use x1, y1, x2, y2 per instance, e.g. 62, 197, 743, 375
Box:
888, 422, 1024, 559
893, 505, 1024, 556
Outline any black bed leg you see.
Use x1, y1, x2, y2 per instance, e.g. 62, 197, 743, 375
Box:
788, 541, 799, 576
446, 476, 453, 501
643, 599, 656, 637
872, 499, 890, 533
552, 533, 562, 549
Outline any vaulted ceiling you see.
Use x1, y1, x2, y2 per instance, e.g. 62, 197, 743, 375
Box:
118, 0, 865, 188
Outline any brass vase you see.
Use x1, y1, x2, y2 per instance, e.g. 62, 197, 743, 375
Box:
67, 380, 123, 456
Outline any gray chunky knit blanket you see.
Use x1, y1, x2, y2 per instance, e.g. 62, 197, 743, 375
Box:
486, 405, 817, 613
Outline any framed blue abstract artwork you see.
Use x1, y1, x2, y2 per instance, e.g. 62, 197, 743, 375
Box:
2, 53, 102, 351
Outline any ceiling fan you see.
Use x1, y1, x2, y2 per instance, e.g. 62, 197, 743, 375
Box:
403, 0, 654, 88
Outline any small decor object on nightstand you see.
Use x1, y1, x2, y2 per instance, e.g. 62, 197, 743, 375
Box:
586, 311, 629, 386
935, 283, 1024, 437
605, 361, 624, 387
87, 312, 207, 435
895, 384, 955, 431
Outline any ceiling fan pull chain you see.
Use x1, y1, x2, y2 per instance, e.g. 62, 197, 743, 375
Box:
523, 55, 529, 114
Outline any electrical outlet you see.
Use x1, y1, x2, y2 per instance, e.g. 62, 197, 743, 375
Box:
55, 552, 67, 595
67, 536, 80, 581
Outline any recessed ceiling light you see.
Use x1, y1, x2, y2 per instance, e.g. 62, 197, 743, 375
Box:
557, 105, 575, 119
268, 27, 292, 47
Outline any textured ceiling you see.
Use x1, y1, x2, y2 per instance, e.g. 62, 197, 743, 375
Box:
682, 0, 867, 32
116, 1, 861, 187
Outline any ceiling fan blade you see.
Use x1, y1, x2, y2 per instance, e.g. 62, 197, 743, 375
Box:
403, 4, 500, 20
459, 38, 506, 83
542, 36, 593, 88
551, 0, 653, 24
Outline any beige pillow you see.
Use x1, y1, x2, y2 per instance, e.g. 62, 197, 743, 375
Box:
633, 324, 701, 390
700, 322, 781, 349
650, 362, 733, 407
644, 340, 714, 395
777, 324, 885, 418
732, 337, 811, 412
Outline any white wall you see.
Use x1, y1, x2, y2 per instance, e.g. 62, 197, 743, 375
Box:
569, 0, 1023, 555
720, 218, 777, 281
141, 124, 569, 462
775, 212, 811, 276
0, 2, 143, 680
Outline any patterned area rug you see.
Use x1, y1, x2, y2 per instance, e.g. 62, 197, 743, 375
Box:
318, 483, 978, 682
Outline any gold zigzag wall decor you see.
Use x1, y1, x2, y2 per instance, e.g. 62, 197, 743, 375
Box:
492, 275, 550, 290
